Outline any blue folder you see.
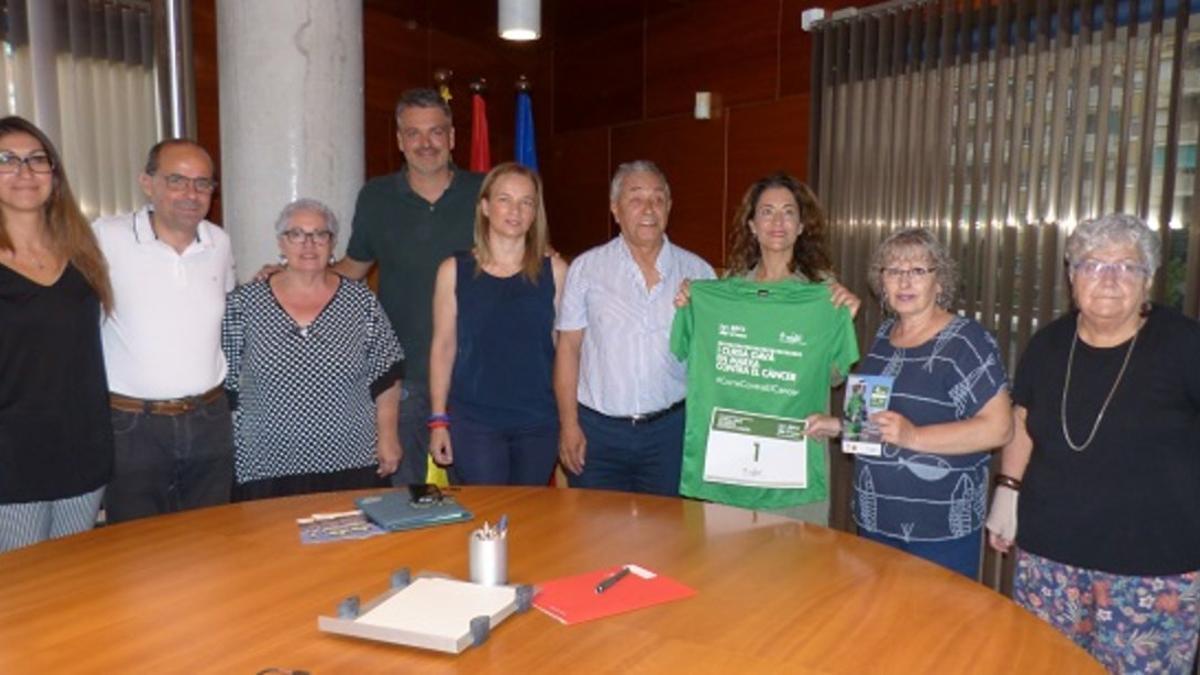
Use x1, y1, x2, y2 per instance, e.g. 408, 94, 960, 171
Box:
356, 491, 474, 532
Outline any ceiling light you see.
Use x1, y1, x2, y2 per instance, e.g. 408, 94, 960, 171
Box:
499, 0, 540, 41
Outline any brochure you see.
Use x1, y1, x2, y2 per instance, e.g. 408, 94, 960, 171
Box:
841, 374, 894, 456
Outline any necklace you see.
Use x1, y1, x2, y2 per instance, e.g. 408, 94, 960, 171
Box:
1060, 321, 1140, 452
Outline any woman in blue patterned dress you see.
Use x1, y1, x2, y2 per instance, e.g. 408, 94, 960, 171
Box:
808, 228, 1012, 577
221, 199, 405, 500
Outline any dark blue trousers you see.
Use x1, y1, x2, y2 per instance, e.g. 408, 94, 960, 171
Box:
568, 405, 684, 497
449, 417, 559, 486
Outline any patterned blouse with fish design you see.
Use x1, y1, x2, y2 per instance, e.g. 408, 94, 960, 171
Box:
851, 316, 1008, 542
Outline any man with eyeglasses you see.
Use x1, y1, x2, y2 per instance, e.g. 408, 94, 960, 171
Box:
331, 88, 485, 486
91, 139, 237, 523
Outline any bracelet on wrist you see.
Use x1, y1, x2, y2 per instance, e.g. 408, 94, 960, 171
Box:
994, 474, 1022, 491
428, 413, 450, 423
427, 421, 450, 430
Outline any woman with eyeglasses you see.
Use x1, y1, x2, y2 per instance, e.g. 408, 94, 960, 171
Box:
0, 116, 114, 551
806, 228, 1012, 577
985, 214, 1200, 671
221, 198, 404, 500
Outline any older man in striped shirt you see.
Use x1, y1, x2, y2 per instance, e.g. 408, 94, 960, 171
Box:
554, 160, 715, 496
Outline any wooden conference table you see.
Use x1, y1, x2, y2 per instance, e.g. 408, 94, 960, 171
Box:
0, 487, 1100, 673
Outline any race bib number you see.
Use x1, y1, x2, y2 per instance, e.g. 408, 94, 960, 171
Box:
703, 408, 808, 489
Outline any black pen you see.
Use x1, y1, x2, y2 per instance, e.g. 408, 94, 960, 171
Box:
595, 566, 631, 594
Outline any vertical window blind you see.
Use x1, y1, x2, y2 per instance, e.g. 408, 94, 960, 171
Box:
811, 0, 1200, 372
0, 0, 157, 220
810, 0, 1200, 590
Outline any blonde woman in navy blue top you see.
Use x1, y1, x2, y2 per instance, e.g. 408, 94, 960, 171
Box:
428, 162, 567, 485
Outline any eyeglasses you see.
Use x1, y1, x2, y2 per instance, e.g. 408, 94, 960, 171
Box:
0, 151, 54, 174
1071, 260, 1148, 281
754, 207, 799, 223
160, 173, 218, 194
281, 229, 334, 245
881, 266, 936, 281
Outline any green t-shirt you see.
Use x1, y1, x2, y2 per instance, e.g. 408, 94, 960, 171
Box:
670, 279, 859, 510
345, 168, 484, 381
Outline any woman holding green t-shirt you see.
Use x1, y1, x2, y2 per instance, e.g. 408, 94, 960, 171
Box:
725, 172, 856, 295
677, 172, 859, 312
675, 172, 860, 524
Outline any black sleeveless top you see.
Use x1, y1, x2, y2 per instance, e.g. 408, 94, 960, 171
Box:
450, 253, 557, 430
0, 263, 113, 503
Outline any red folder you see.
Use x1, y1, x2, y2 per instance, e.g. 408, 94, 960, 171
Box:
533, 564, 696, 625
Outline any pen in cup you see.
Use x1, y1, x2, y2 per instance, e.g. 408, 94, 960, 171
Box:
595, 566, 631, 594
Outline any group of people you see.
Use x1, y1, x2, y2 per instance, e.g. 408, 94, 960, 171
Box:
1, 86, 1197, 671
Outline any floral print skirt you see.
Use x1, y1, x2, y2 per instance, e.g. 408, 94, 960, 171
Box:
1014, 549, 1200, 674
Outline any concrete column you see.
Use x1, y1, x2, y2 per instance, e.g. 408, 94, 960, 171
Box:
216, 0, 363, 278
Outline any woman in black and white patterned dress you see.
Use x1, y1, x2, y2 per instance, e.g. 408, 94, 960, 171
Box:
221, 199, 404, 500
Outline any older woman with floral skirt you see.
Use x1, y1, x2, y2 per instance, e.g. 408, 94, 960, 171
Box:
987, 214, 1200, 672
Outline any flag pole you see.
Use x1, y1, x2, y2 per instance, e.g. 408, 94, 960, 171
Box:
514, 74, 538, 170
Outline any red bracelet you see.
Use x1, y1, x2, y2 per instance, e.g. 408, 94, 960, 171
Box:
427, 420, 450, 430
994, 474, 1022, 491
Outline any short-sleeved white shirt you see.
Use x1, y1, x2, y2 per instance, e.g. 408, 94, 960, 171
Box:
556, 235, 715, 417
93, 206, 236, 399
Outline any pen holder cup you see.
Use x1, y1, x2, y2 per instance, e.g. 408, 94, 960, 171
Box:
469, 533, 507, 586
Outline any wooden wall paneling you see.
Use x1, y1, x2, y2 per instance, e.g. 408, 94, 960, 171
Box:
531, 44, 556, 164
644, 0, 781, 119
527, 0, 557, 169
780, 0, 813, 97
725, 95, 812, 260
553, 0, 643, 40
552, 19, 645, 133
542, 128, 611, 258
428, 0, 500, 44
192, 0, 222, 223
363, 0, 428, 20
611, 116, 725, 265
363, 5, 433, 177
362, 103, 401, 179
780, 0, 861, 96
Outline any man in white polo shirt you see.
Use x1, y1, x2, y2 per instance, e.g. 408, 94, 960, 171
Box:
92, 140, 236, 523
554, 160, 716, 496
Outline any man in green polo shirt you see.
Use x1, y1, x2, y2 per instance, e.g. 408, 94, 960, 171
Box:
335, 88, 484, 486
